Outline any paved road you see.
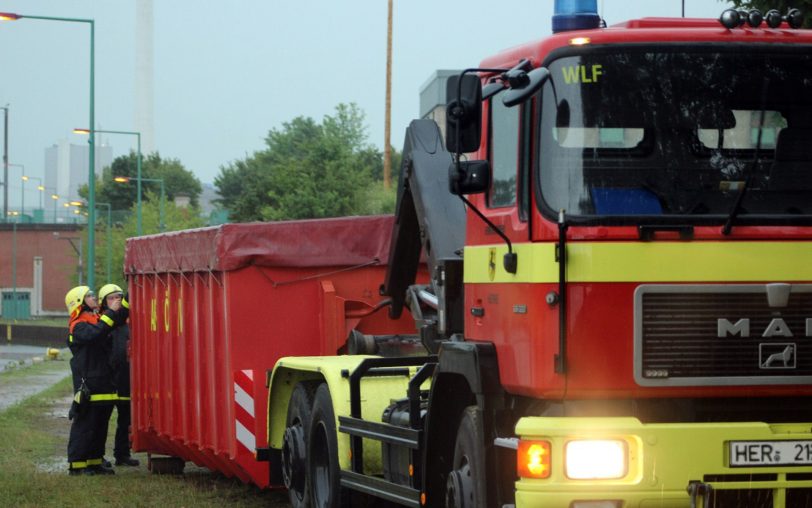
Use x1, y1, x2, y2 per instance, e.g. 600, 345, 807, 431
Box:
0, 344, 71, 411
0, 344, 56, 371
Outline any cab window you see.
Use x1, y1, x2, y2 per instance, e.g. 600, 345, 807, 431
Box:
489, 98, 519, 207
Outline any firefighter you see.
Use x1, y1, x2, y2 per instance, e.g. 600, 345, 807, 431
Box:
65, 285, 127, 476
98, 283, 139, 467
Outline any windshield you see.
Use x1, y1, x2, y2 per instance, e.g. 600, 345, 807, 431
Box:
539, 46, 812, 223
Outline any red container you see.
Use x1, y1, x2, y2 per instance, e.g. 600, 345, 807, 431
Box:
124, 215, 415, 488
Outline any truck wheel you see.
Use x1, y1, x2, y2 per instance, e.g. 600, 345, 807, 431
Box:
308, 383, 349, 508
283, 382, 315, 508
445, 406, 487, 508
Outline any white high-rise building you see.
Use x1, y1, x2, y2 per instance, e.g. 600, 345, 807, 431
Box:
44, 140, 112, 206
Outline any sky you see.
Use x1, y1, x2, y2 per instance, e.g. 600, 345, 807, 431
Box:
0, 0, 732, 204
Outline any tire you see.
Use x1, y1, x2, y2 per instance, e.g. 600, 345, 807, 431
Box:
308, 383, 349, 508
283, 382, 316, 508
445, 406, 487, 508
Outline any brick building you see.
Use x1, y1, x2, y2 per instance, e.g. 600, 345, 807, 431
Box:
0, 223, 83, 318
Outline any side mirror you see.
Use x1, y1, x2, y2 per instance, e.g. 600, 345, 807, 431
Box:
445, 74, 483, 153
449, 160, 491, 196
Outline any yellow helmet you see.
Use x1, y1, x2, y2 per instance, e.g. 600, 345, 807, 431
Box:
65, 286, 92, 316
98, 283, 123, 304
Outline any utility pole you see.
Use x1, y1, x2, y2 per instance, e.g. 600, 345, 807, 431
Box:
383, 0, 393, 190
2, 105, 8, 221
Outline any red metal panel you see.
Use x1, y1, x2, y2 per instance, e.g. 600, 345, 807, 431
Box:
127, 217, 417, 488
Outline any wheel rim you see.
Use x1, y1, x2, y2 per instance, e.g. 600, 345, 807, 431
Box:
445, 459, 472, 508
282, 424, 306, 498
311, 420, 331, 507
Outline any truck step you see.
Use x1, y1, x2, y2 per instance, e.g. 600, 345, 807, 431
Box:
338, 416, 421, 449
340, 470, 421, 507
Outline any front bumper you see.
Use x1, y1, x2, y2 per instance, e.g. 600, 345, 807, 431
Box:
514, 417, 812, 507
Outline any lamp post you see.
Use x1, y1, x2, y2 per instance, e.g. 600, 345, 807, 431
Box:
6, 163, 23, 217
1, 11, 97, 289
11, 219, 16, 319
114, 176, 164, 232
74, 128, 142, 235
94, 202, 111, 282
23, 176, 44, 213
68, 199, 110, 281
50, 192, 59, 222
1, 104, 8, 221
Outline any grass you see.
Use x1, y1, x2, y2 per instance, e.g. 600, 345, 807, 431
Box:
0, 361, 290, 507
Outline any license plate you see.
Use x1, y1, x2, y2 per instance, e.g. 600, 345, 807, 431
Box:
729, 440, 812, 467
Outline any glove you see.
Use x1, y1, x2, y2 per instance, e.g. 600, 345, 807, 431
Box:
117, 305, 130, 324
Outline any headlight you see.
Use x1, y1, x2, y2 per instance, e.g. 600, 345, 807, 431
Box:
565, 440, 627, 479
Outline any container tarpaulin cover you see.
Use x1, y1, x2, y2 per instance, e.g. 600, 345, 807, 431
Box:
124, 215, 394, 273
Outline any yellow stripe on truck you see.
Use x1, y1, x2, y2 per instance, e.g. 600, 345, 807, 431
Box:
464, 241, 812, 283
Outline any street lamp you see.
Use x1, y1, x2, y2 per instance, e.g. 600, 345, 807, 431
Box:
71, 199, 112, 282
114, 176, 164, 232
11, 219, 17, 319
1, 104, 8, 221
23, 175, 45, 220
50, 192, 59, 222
74, 128, 142, 235
2, 11, 98, 289
25, 176, 45, 213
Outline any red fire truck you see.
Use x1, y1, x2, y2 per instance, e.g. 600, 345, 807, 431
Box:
129, 3, 812, 507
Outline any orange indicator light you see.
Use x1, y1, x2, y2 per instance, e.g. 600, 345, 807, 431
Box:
518, 440, 551, 479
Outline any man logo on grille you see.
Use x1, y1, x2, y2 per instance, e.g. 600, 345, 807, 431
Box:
760, 343, 796, 369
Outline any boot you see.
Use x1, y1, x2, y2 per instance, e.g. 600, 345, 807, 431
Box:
115, 455, 140, 467
87, 465, 116, 475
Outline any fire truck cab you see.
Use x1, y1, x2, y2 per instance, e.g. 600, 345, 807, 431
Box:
267, 3, 812, 507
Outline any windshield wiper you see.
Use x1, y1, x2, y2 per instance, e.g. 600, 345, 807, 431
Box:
722, 78, 769, 236
721, 176, 751, 235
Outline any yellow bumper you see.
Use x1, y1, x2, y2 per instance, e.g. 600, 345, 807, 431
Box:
514, 417, 812, 508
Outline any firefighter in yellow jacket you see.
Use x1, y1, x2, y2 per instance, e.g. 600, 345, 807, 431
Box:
65, 285, 128, 475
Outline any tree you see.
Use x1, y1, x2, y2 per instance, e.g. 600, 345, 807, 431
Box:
215, 103, 394, 222
79, 152, 203, 211
722, 1, 812, 27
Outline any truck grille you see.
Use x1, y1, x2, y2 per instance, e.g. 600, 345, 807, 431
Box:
634, 284, 812, 386
699, 474, 812, 507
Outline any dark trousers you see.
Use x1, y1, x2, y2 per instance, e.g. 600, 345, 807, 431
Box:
113, 399, 132, 459
67, 403, 113, 470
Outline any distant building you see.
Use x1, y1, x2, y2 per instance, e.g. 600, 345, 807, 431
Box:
44, 140, 113, 215
0, 223, 83, 318
419, 70, 461, 141
199, 182, 219, 215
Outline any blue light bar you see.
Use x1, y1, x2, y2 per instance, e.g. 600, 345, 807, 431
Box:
553, 0, 601, 33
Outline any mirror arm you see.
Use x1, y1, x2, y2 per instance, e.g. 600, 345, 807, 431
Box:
459, 195, 517, 274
